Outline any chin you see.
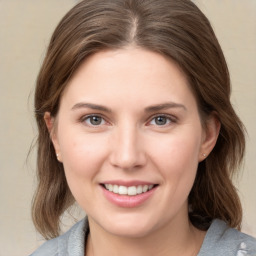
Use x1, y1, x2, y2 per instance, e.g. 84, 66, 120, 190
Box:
96, 213, 160, 238
107, 223, 154, 238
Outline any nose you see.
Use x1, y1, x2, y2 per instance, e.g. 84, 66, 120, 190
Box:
109, 125, 147, 170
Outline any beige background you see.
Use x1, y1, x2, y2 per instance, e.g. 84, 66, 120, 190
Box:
0, 1, 255, 255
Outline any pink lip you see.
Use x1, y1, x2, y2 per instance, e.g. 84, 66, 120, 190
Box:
101, 185, 157, 208
101, 180, 154, 187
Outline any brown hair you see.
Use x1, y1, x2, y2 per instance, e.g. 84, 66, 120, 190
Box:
33, 0, 245, 239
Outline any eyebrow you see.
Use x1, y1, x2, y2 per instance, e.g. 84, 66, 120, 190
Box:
144, 102, 187, 112
71, 101, 187, 113
71, 102, 112, 113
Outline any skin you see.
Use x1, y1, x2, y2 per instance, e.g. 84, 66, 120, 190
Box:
45, 47, 220, 256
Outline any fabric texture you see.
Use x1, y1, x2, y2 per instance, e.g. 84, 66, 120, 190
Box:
30, 218, 256, 256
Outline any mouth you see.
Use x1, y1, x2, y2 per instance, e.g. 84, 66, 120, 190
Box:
101, 183, 158, 196
100, 181, 159, 207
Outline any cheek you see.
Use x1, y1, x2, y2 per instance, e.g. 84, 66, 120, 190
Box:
149, 129, 201, 194
58, 132, 109, 209
151, 130, 201, 169
59, 129, 107, 171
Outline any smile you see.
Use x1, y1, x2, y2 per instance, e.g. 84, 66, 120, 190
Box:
101, 182, 158, 208
103, 184, 155, 196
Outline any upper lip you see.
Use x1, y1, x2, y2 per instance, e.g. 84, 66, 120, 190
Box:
100, 180, 157, 187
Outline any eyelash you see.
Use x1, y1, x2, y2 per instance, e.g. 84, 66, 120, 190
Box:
80, 114, 108, 127
80, 114, 176, 127
147, 114, 176, 127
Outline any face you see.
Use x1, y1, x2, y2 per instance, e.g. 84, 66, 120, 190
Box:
48, 48, 217, 238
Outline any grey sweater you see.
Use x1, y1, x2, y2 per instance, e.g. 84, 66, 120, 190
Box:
30, 218, 256, 256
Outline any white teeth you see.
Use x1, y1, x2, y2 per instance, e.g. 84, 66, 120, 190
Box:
104, 184, 155, 196
113, 185, 119, 193
119, 186, 127, 195
136, 185, 143, 194
142, 185, 148, 193
128, 186, 137, 196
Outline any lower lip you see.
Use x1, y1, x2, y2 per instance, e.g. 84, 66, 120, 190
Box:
101, 186, 157, 208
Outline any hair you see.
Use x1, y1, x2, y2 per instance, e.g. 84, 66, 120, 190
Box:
33, 0, 245, 239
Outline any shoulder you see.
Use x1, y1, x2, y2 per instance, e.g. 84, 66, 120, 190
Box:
198, 219, 256, 256
29, 218, 88, 256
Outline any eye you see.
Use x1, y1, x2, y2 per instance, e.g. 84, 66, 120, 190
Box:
83, 115, 106, 126
149, 115, 172, 126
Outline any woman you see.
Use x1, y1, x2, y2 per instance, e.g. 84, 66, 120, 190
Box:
30, 0, 256, 255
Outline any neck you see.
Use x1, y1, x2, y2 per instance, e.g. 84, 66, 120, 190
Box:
85, 215, 205, 256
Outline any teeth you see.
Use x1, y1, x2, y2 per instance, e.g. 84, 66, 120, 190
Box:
104, 184, 155, 196
119, 186, 127, 195
142, 185, 148, 193
113, 185, 119, 193
128, 186, 136, 196
137, 185, 143, 194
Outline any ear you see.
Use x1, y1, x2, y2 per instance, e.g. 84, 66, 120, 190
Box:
44, 112, 62, 162
199, 113, 220, 162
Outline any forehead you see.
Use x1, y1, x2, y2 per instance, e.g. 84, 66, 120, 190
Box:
60, 47, 196, 110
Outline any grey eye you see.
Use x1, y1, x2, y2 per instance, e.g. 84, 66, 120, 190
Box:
150, 116, 171, 126
155, 116, 167, 125
85, 115, 105, 126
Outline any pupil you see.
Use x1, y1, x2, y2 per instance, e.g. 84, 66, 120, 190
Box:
90, 116, 101, 125
156, 116, 166, 125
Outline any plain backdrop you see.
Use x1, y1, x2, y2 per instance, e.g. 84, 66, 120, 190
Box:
0, 1, 255, 255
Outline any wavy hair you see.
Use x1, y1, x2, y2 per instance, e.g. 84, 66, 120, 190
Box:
32, 0, 245, 239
